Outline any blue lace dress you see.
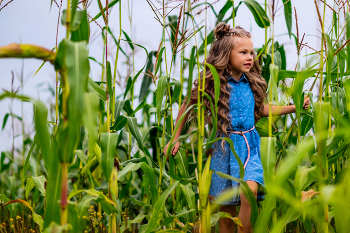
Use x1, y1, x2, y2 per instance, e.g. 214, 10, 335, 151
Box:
209, 73, 265, 205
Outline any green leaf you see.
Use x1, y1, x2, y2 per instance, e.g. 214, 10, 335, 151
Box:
155, 47, 165, 76
122, 30, 134, 50
156, 75, 168, 123
88, 77, 107, 101
144, 181, 180, 233
126, 117, 144, 149
100, 133, 118, 182
170, 78, 182, 104
118, 162, 142, 181
120, 214, 146, 233
92, 0, 121, 21
216, 0, 233, 25
110, 115, 127, 131
140, 51, 156, 101
243, 0, 270, 28
180, 184, 196, 222
174, 149, 189, 178
205, 63, 220, 114
114, 100, 126, 119
282, 0, 292, 38
106, 61, 113, 95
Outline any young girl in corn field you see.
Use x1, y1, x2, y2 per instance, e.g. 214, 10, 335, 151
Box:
164, 22, 310, 233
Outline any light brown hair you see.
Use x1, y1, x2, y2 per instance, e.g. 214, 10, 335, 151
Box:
186, 22, 267, 150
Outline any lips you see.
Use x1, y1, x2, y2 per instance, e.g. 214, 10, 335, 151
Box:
244, 63, 251, 67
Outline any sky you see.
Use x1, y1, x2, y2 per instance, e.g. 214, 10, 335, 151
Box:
0, 0, 338, 154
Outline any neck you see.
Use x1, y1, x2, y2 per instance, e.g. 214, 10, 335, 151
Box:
230, 70, 242, 81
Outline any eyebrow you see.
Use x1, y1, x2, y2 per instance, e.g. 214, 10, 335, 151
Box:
239, 48, 255, 52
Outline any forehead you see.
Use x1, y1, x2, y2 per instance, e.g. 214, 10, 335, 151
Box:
232, 37, 253, 50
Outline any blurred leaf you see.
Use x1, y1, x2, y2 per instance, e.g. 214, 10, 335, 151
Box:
346, 13, 350, 73
243, 0, 270, 28
71, 10, 90, 42
200, 156, 213, 209
33, 101, 51, 169
300, 114, 313, 136
0, 43, 56, 63
75, 150, 87, 165
101, 133, 118, 182
210, 212, 242, 230
260, 137, 276, 186
278, 69, 317, 82
83, 92, 99, 156
314, 102, 330, 176
58, 39, 89, 163
3, 199, 44, 231
2, 113, 9, 130
23, 136, 36, 178
301, 189, 319, 202
216, 171, 258, 226
144, 181, 180, 233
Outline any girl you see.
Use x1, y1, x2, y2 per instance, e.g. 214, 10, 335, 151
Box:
163, 22, 310, 233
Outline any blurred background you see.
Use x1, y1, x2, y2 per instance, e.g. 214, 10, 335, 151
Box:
0, 0, 327, 152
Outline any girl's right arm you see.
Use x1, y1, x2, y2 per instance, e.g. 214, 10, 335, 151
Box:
163, 101, 193, 156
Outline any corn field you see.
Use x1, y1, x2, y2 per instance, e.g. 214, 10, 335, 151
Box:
1, 0, 350, 232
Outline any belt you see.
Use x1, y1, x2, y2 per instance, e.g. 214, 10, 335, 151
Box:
227, 126, 255, 169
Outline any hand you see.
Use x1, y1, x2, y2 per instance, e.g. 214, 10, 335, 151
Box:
303, 96, 310, 110
163, 141, 180, 156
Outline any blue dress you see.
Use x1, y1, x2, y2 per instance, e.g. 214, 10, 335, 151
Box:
209, 73, 264, 205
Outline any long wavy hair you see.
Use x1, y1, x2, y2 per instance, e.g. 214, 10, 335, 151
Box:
185, 23, 267, 151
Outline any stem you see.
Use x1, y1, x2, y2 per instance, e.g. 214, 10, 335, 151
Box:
60, 163, 69, 226
232, 0, 235, 27
112, 0, 122, 125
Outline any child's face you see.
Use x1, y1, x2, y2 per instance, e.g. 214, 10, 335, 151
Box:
228, 37, 254, 75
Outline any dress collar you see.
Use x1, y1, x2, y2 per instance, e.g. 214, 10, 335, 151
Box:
228, 73, 248, 83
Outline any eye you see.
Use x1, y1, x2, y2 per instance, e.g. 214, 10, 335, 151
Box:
241, 51, 246, 54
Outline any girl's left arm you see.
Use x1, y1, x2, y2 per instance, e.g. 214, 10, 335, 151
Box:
261, 97, 310, 117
